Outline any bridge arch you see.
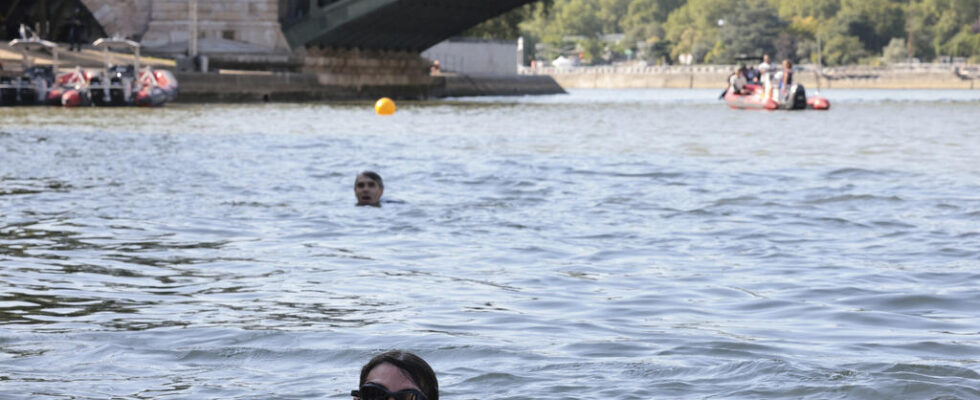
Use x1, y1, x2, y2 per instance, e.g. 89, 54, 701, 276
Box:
280, 0, 539, 51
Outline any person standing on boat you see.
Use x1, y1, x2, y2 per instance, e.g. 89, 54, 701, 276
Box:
67, 9, 84, 52
773, 59, 794, 104
756, 54, 772, 82
775, 59, 793, 91
757, 53, 773, 98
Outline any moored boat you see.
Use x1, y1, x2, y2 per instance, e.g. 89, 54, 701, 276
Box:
4, 30, 178, 108
3, 34, 58, 106
87, 37, 178, 107
46, 66, 92, 107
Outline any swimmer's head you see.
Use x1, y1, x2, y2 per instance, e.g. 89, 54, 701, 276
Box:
357, 350, 438, 400
355, 171, 384, 207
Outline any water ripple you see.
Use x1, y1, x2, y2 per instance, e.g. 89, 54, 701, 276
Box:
1, 91, 979, 398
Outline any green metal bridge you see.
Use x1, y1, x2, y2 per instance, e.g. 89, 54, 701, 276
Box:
279, 0, 536, 51
1, 0, 104, 42
3, 0, 537, 52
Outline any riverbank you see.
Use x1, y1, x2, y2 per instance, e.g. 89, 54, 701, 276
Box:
525, 64, 980, 90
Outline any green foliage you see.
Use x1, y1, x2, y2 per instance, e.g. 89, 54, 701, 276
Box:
940, 26, 980, 58
468, 0, 980, 65
619, 0, 684, 50
836, 0, 906, 52
911, 0, 980, 60
620, 0, 685, 33
579, 37, 605, 63
716, 0, 785, 62
882, 37, 909, 63
663, 0, 737, 62
772, 0, 841, 20
823, 34, 868, 65
463, 1, 552, 40
464, 5, 534, 40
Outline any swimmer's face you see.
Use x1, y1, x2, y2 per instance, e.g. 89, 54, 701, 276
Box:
354, 174, 383, 207
360, 363, 424, 400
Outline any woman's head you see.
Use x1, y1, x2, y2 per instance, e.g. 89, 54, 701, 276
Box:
357, 350, 438, 400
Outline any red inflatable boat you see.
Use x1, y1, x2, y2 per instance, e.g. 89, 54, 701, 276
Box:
723, 83, 829, 111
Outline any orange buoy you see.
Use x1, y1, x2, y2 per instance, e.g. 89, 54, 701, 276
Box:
375, 97, 396, 115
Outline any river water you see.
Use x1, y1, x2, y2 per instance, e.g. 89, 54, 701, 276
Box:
1, 89, 979, 399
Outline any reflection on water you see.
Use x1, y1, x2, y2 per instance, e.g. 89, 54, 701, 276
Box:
1, 89, 979, 399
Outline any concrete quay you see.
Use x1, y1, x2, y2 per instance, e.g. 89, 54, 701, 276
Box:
174, 71, 565, 102
528, 65, 980, 90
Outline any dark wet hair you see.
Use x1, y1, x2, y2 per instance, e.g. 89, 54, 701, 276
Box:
359, 350, 438, 400
358, 171, 384, 189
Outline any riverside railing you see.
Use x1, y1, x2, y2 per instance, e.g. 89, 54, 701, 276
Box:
519, 63, 979, 77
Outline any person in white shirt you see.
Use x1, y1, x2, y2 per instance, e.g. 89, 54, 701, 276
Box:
757, 53, 773, 99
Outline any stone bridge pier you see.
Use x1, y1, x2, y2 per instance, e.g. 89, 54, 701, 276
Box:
78, 0, 152, 40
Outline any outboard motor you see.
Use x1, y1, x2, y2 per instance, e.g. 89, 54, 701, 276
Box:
0, 76, 15, 105
781, 83, 807, 110
24, 66, 54, 104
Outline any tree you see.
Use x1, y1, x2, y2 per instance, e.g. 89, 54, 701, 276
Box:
836, 0, 906, 53
716, 0, 786, 62
620, 0, 684, 57
663, 0, 738, 62
514, 0, 978, 65
940, 26, 980, 60
882, 37, 908, 63
621, 0, 685, 32
464, 1, 552, 39
772, 0, 841, 21
823, 34, 868, 65
554, 0, 604, 38
597, 0, 633, 33
579, 36, 605, 63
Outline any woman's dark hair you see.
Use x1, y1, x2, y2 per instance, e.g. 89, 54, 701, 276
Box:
359, 350, 438, 400
359, 171, 384, 189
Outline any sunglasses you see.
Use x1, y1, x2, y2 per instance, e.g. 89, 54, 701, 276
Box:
356, 181, 378, 188
351, 382, 426, 400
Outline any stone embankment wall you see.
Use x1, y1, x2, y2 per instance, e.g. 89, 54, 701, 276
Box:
302, 47, 432, 87
175, 71, 565, 102
432, 74, 566, 97
175, 71, 431, 102
529, 65, 980, 90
